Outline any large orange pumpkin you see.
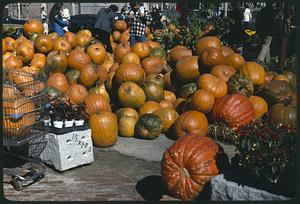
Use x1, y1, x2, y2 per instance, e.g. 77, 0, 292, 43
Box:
146, 41, 161, 49
115, 107, 139, 138
79, 63, 99, 87
200, 47, 226, 68
117, 82, 146, 109
84, 93, 112, 116
65, 84, 88, 105
197, 74, 228, 98
53, 38, 72, 53
30, 53, 46, 69
221, 45, 235, 57
62, 32, 77, 48
164, 90, 176, 103
239, 62, 266, 86
112, 30, 121, 42
139, 101, 161, 115
195, 36, 221, 55
3, 52, 14, 63
161, 134, 219, 200
173, 110, 209, 138
210, 65, 236, 82
121, 52, 140, 64
86, 43, 107, 65
47, 73, 70, 94
159, 99, 174, 109
67, 47, 91, 71
191, 89, 215, 113
248, 95, 268, 119
119, 32, 130, 43
131, 42, 150, 59
89, 83, 110, 102
141, 56, 164, 75
143, 82, 164, 102
211, 93, 255, 128
76, 32, 92, 48
97, 65, 109, 85
34, 34, 53, 54
175, 56, 200, 82
45, 51, 68, 76
225, 53, 245, 70
16, 43, 34, 64
90, 112, 118, 147
23, 19, 44, 35
169, 45, 192, 67
4, 37, 17, 52
153, 108, 179, 133
114, 62, 146, 85
3, 97, 36, 137
163, 70, 182, 93
114, 42, 131, 63
48, 32, 59, 43
3, 55, 23, 69
101, 53, 115, 71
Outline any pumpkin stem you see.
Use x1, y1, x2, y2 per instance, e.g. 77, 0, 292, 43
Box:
182, 168, 190, 178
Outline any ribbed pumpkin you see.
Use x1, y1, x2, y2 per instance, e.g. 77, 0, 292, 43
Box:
115, 108, 139, 138
4, 37, 17, 52
101, 53, 115, 71
139, 101, 160, 115
44, 51, 68, 76
131, 42, 150, 59
118, 82, 146, 109
227, 73, 254, 97
175, 56, 200, 82
282, 71, 296, 90
86, 43, 107, 65
143, 82, 164, 102
173, 110, 209, 138
256, 80, 294, 108
146, 41, 161, 49
248, 95, 268, 119
114, 20, 127, 32
211, 93, 255, 128
67, 47, 91, 71
197, 74, 227, 98
141, 56, 164, 75
16, 43, 34, 64
85, 93, 112, 116
225, 53, 245, 70
53, 38, 72, 53
97, 65, 109, 85
3, 55, 23, 69
90, 112, 118, 147
62, 32, 77, 48
179, 82, 197, 99
48, 32, 59, 43
164, 90, 176, 103
112, 30, 121, 42
114, 62, 146, 85
191, 89, 215, 113
114, 42, 131, 63
153, 108, 179, 133
200, 47, 226, 68
221, 45, 235, 57
89, 83, 110, 102
65, 84, 88, 105
268, 103, 296, 128
119, 32, 130, 43
65, 68, 80, 84
149, 47, 166, 60
76, 32, 92, 48
3, 97, 36, 137
195, 36, 221, 56
239, 62, 266, 86
79, 63, 99, 88
163, 70, 182, 93
169, 45, 192, 67
210, 65, 236, 82
161, 134, 219, 200
134, 114, 163, 139
121, 52, 140, 64
3, 52, 14, 63
34, 34, 53, 54
30, 53, 46, 69
23, 19, 44, 36
47, 73, 70, 94
146, 73, 164, 88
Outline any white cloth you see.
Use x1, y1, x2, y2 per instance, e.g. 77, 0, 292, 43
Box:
243, 8, 252, 22
61, 8, 70, 32
257, 35, 272, 63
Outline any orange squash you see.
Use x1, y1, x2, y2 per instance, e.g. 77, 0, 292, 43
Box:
153, 108, 179, 133
79, 63, 99, 88
3, 55, 23, 69
175, 56, 200, 82
117, 82, 146, 109
225, 53, 245, 70
45, 51, 68, 76
48, 32, 60, 43
221, 45, 235, 57
139, 101, 160, 115
90, 112, 118, 147
67, 47, 91, 71
191, 89, 215, 113
200, 47, 226, 68
114, 20, 127, 32
2, 38, 7, 53
4, 37, 17, 52
173, 110, 209, 138
76, 32, 92, 48
169, 45, 192, 67
141, 56, 164, 75
47, 73, 70, 94
121, 52, 140, 64
114, 62, 146, 85
195, 36, 221, 55
16, 43, 34, 64
146, 41, 161, 49
239, 62, 266, 86
84, 93, 112, 116
30, 53, 46, 69
210, 65, 236, 82
23, 19, 44, 35
65, 84, 88, 105
197, 74, 228, 98
159, 99, 174, 109
34, 34, 53, 54
131, 42, 150, 59
114, 42, 131, 63
164, 90, 176, 103
248, 95, 268, 119
62, 32, 77, 49
53, 38, 72, 53
86, 43, 107, 65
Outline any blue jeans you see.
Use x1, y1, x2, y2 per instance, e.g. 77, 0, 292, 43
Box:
130, 34, 147, 47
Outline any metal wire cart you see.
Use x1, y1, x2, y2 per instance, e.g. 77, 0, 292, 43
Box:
3, 68, 51, 190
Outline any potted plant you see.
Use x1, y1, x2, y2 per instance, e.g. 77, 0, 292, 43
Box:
64, 104, 74, 128
73, 103, 86, 126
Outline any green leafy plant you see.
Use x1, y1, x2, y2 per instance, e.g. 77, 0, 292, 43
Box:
234, 120, 296, 184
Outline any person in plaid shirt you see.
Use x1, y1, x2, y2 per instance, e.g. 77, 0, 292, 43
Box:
127, 3, 152, 46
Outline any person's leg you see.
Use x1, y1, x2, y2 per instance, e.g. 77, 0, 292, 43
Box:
137, 34, 147, 43
257, 35, 272, 63
103, 31, 113, 53
130, 35, 137, 47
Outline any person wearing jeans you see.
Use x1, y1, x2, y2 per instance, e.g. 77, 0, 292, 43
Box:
127, 3, 152, 47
